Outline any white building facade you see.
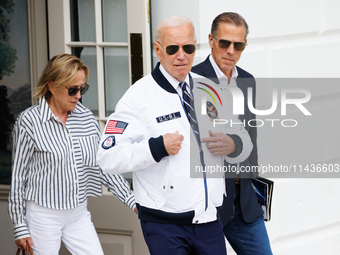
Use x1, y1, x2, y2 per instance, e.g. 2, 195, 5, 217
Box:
0, 0, 340, 254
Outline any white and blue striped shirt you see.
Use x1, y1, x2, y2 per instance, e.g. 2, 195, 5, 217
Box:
8, 97, 135, 240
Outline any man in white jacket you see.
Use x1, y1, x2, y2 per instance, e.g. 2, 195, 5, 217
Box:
97, 16, 252, 255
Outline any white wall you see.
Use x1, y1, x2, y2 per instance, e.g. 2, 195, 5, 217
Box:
2, 1, 339, 254
151, 1, 340, 254
152, 0, 340, 77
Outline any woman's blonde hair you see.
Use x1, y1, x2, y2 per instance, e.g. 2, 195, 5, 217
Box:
35, 53, 89, 100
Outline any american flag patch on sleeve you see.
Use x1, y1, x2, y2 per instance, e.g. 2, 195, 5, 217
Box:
105, 120, 128, 134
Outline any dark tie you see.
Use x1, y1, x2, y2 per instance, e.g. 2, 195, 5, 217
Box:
180, 81, 191, 117
179, 81, 200, 141
180, 81, 208, 210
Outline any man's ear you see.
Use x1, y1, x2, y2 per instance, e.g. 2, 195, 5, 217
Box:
154, 41, 161, 58
208, 34, 214, 49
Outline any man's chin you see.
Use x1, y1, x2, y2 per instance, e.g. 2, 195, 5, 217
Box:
221, 65, 233, 74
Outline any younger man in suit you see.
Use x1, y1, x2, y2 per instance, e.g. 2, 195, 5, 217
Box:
192, 12, 273, 255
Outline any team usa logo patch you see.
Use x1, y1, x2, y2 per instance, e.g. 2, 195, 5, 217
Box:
206, 101, 219, 121
102, 136, 116, 149
105, 120, 128, 134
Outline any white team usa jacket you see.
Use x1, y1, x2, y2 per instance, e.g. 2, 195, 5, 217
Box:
97, 63, 252, 224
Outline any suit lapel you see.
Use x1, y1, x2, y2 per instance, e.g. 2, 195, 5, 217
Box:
236, 67, 251, 123
202, 56, 218, 79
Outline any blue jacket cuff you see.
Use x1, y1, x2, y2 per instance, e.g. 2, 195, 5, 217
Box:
227, 134, 243, 158
149, 135, 169, 162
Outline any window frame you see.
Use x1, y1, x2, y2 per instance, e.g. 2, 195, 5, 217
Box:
47, 0, 151, 131
0, 0, 49, 195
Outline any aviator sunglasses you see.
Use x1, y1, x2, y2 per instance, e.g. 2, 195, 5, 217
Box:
65, 83, 90, 96
157, 41, 196, 55
213, 37, 247, 51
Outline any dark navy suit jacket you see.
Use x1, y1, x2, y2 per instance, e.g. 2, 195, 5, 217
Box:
192, 56, 263, 224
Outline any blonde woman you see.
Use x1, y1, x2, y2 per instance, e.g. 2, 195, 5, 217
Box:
8, 54, 136, 254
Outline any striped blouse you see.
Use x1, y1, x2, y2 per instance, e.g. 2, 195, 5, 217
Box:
8, 97, 135, 240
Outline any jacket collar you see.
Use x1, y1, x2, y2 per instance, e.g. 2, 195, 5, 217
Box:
151, 62, 193, 93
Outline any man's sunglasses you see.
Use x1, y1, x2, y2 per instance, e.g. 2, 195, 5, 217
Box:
157, 41, 196, 55
213, 37, 247, 51
65, 83, 90, 96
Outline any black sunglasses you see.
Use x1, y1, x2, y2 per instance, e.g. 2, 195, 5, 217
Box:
157, 41, 196, 55
65, 84, 90, 96
213, 37, 247, 51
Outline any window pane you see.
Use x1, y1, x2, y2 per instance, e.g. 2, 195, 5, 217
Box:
104, 47, 129, 116
70, 0, 95, 42
72, 47, 98, 116
102, 0, 128, 42
0, 0, 31, 184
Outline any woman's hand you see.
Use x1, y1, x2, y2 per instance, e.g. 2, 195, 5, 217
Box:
15, 237, 33, 250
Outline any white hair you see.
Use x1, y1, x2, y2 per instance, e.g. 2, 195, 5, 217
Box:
155, 16, 196, 42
